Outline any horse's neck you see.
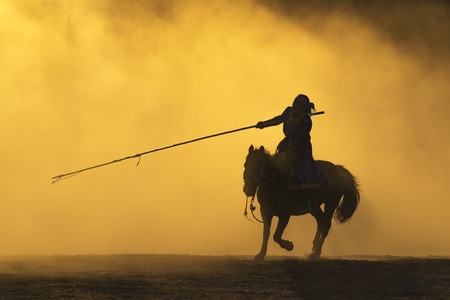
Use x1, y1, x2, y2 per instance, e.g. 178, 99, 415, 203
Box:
262, 155, 279, 178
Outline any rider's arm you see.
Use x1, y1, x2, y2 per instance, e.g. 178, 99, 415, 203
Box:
256, 107, 291, 129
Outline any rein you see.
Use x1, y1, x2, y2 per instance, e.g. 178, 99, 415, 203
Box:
248, 191, 264, 223
243, 157, 278, 224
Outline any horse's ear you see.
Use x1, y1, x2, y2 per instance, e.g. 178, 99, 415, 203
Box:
249, 145, 254, 152
259, 145, 265, 152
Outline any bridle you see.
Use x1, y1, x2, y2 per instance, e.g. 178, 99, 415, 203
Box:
243, 156, 278, 223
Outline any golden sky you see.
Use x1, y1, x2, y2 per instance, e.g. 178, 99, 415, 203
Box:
1, 0, 449, 256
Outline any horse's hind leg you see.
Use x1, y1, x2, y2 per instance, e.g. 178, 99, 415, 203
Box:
273, 215, 294, 251
310, 208, 325, 257
310, 205, 334, 259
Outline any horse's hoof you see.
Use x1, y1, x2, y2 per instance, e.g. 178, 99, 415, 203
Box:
308, 252, 320, 260
254, 253, 266, 260
280, 240, 294, 251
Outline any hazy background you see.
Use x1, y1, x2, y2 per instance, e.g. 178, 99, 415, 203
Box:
1, 0, 449, 256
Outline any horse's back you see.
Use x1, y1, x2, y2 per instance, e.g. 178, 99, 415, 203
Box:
270, 154, 353, 191
316, 160, 350, 190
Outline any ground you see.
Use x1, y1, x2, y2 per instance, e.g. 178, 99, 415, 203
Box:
0, 255, 448, 299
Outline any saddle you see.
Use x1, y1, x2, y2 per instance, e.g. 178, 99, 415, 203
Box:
273, 149, 294, 177
272, 150, 323, 213
273, 149, 324, 190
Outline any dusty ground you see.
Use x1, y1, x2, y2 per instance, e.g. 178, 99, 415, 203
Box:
0, 255, 448, 299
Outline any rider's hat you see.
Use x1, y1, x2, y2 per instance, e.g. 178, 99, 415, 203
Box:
293, 94, 310, 106
293, 94, 315, 114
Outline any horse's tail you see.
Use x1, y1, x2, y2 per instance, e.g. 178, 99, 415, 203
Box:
334, 165, 360, 224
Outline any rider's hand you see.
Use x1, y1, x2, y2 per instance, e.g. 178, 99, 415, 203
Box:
256, 121, 265, 129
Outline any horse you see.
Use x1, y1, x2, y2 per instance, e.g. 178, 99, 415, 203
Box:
243, 145, 360, 260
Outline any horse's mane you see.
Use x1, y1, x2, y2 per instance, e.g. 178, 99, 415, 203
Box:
254, 146, 274, 158
253, 146, 288, 174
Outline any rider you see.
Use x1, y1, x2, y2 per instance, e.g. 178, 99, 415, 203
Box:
256, 94, 324, 207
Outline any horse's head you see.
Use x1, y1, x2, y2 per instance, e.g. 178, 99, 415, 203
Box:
243, 145, 270, 197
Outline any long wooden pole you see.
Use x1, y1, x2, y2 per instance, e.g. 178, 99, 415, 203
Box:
51, 124, 256, 183
51, 111, 324, 183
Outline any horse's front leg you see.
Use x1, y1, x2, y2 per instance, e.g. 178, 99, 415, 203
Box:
254, 210, 273, 260
310, 207, 325, 259
273, 215, 294, 251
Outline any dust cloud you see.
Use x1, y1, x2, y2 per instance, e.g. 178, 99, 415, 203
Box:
0, 0, 449, 256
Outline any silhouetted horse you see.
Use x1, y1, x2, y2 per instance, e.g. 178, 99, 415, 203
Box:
243, 145, 360, 260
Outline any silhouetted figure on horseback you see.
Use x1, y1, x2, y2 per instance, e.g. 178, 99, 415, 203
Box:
256, 94, 324, 212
